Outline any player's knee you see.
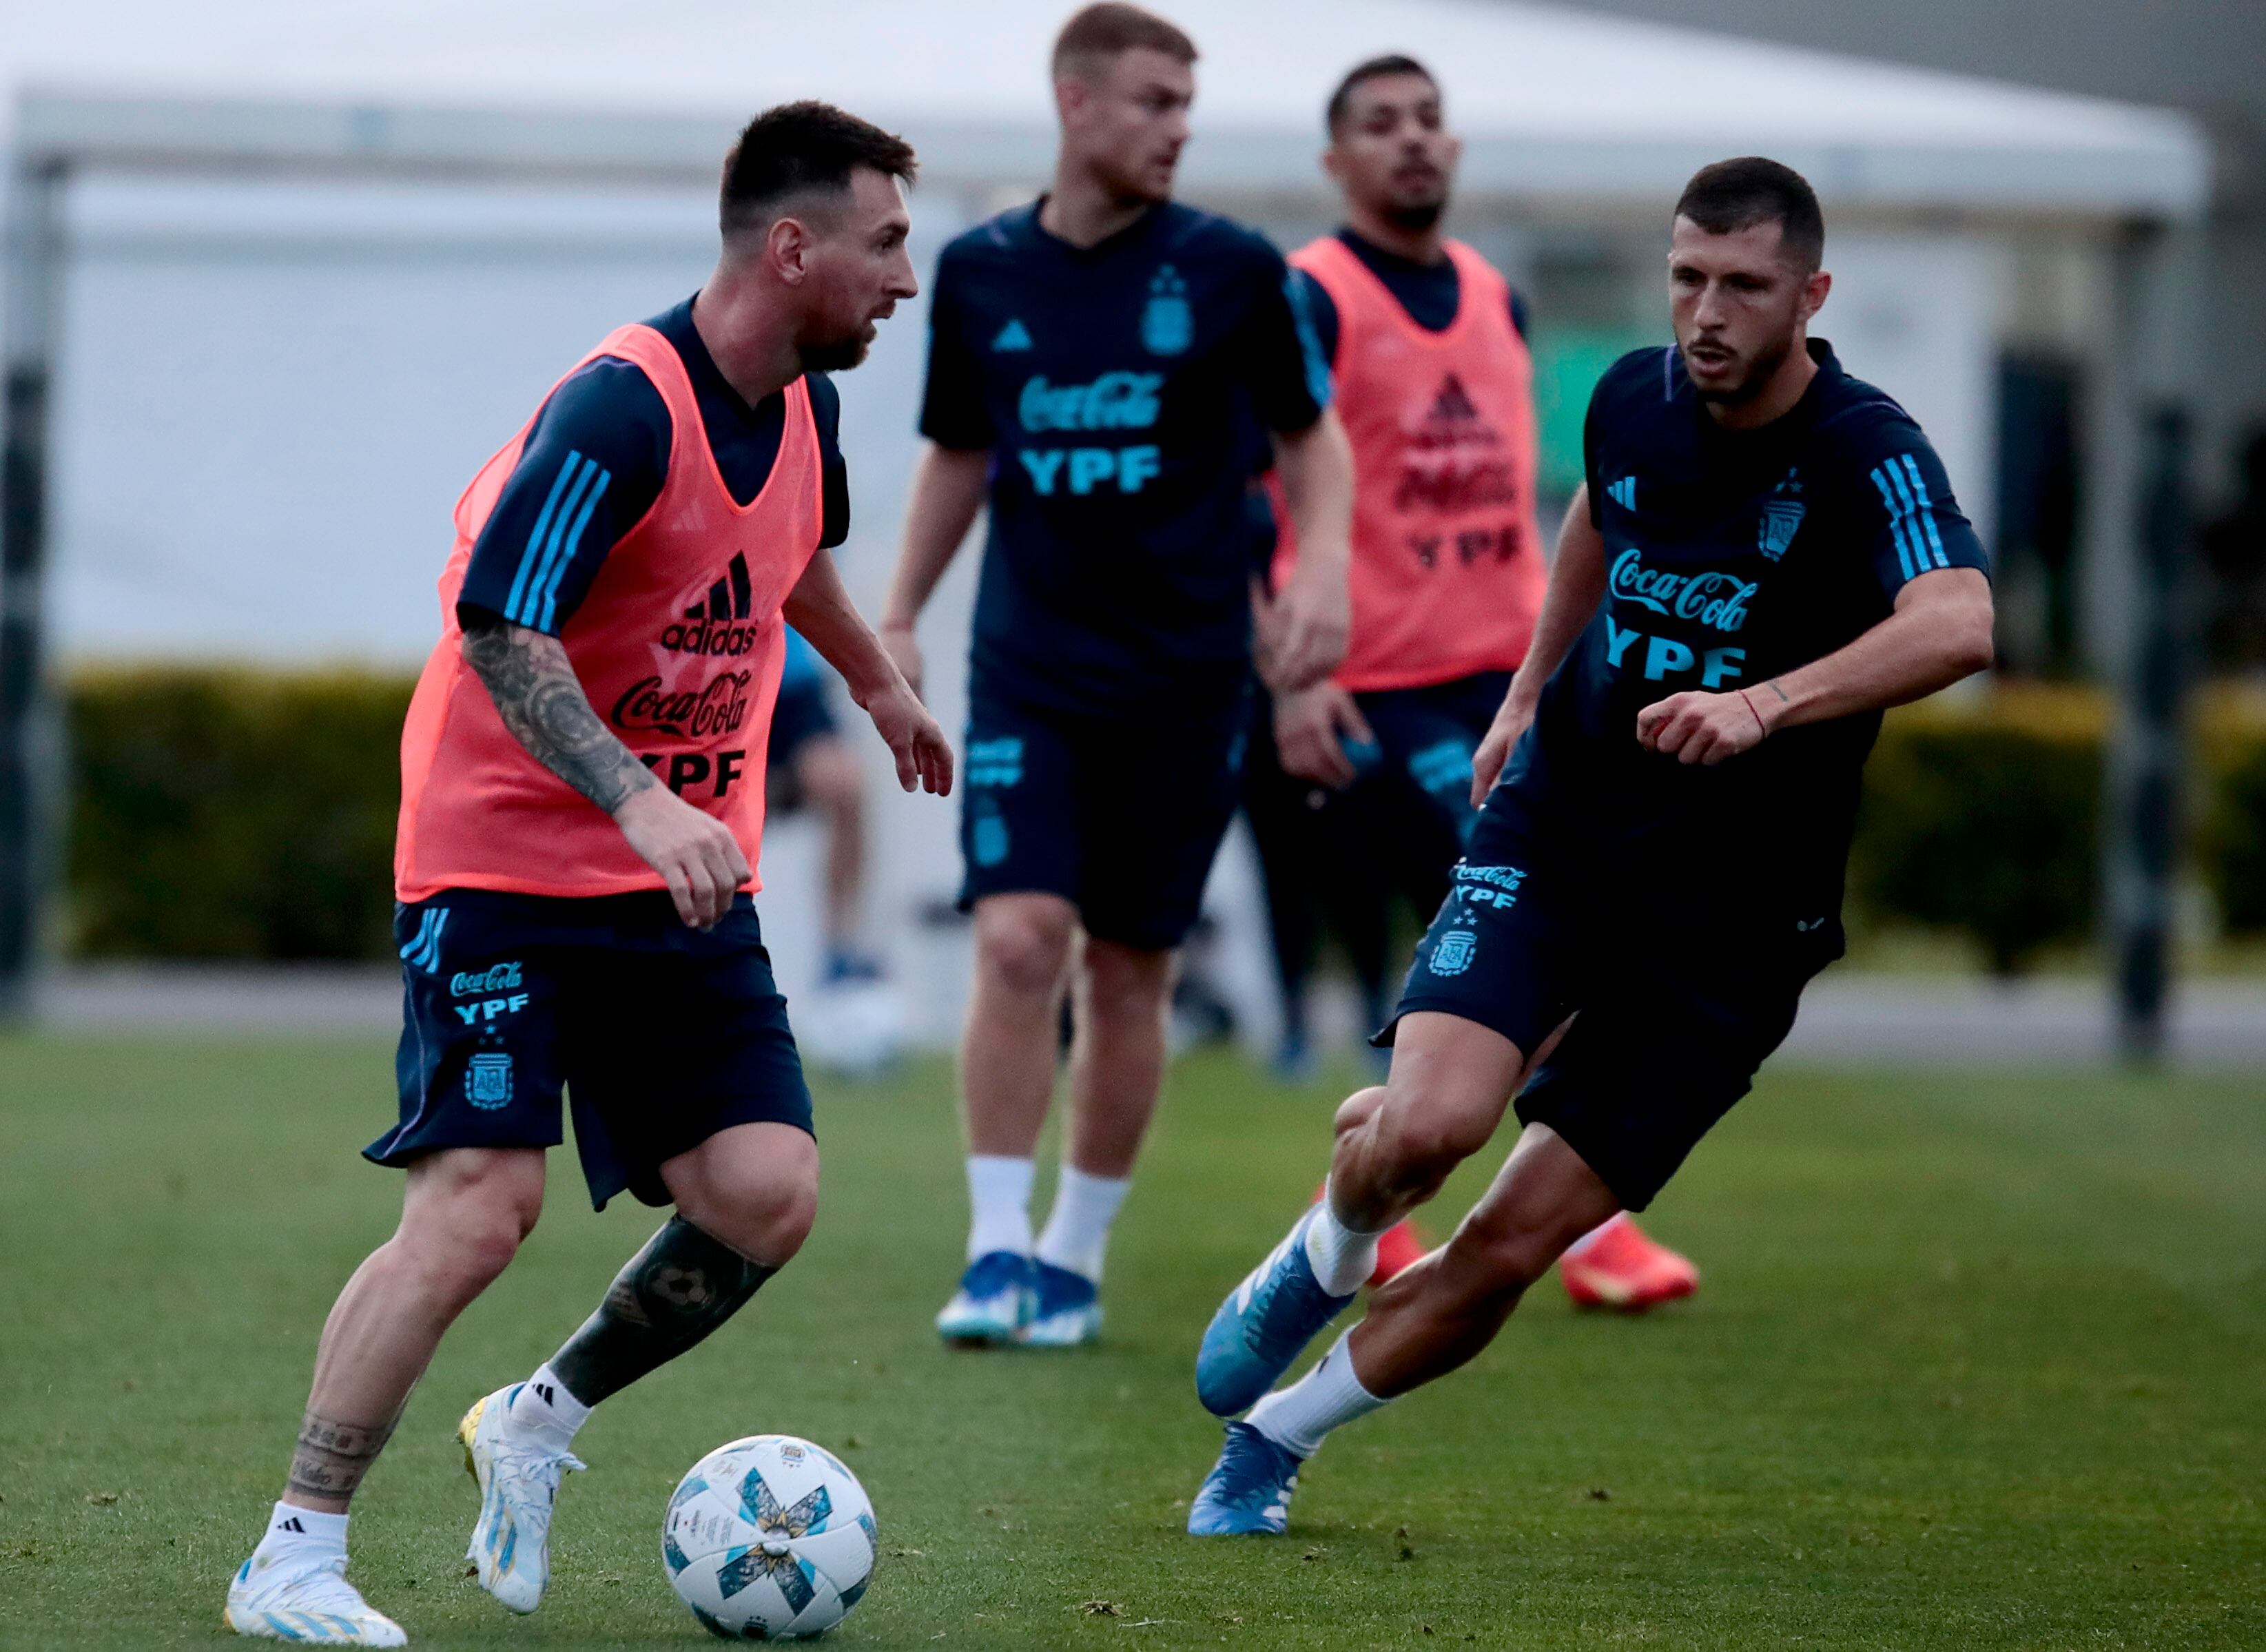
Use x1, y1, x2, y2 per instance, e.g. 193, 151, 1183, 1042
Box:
799, 740, 863, 814
1078, 942, 1172, 1028
976, 902, 1076, 1000
400, 1149, 542, 1272
1377, 1097, 1492, 1187
1332, 1085, 1390, 1138
672, 1134, 820, 1269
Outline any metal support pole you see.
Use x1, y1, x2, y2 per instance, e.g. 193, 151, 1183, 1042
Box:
1, 157, 64, 1024
2108, 407, 2192, 1060
2095, 224, 2202, 1063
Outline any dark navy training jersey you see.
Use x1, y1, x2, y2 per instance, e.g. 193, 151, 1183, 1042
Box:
458, 296, 848, 635
1293, 227, 1528, 361
1507, 340, 1988, 933
920, 199, 1328, 721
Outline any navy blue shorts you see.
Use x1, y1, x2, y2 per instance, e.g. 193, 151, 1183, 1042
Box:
1383, 791, 1841, 1211
767, 678, 838, 770
369, 890, 814, 1210
959, 679, 1246, 951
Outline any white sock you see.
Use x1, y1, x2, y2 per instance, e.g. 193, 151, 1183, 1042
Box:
965, 1155, 1036, 1262
504, 1363, 592, 1449
1563, 1212, 1627, 1259
253, 1500, 347, 1564
1035, 1165, 1133, 1283
1303, 1189, 1383, 1296
1246, 1330, 1388, 1458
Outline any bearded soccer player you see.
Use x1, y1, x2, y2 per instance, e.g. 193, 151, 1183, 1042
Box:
880, 3, 1352, 1350
224, 105, 951, 1645
1270, 56, 1699, 1308
1186, 157, 1995, 1534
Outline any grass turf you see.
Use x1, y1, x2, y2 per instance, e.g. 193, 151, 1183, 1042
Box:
0, 1036, 2260, 1650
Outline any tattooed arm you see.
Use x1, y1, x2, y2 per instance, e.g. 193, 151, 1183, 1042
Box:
460, 614, 749, 928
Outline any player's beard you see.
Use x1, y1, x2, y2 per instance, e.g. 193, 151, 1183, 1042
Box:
1690, 328, 1794, 406
799, 328, 874, 374
1381, 196, 1445, 233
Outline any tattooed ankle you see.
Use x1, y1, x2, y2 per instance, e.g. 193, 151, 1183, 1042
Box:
285, 1411, 396, 1503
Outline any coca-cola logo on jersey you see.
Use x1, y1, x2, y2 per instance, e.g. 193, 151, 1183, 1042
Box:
1394, 460, 1521, 513
612, 672, 753, 739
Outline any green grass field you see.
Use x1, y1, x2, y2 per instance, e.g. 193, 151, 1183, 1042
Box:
1, 1036, 2260, 1650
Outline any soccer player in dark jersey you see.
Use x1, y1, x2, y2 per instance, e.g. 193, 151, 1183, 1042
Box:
1266, 55, 1700, 1308
224, 105, 951, 1646
880, 3, 1352, 1350
1186, 157, 1996, 1534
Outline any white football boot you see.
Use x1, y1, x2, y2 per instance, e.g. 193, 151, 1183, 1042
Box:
225, 1549, 407, 1646
457, 1385, 584, 1614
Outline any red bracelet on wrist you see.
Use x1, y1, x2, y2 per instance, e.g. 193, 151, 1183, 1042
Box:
1738, 688, 1769, 739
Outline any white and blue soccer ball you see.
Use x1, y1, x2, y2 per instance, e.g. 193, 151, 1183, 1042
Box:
663, 1435, 878, 1640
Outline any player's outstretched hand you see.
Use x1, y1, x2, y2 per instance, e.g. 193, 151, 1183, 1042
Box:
1636, 689, 1768, 765
864, 679, 955, 796
1275, 682, 1374, 789
612, 784, 751, 929
1470, 697, 1536, 807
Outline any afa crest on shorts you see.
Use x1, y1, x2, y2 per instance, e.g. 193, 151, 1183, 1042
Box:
1142, 265, 1192, 355
1430, 928, 1479, 977
465, 1051, 513, 1110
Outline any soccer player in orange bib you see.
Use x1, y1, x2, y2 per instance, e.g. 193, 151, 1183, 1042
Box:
1268, 57, 1699, 1309
224, 105, 951, 1646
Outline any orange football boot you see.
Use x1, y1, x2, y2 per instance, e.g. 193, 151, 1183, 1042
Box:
1310, 1184, 1426, 1288
1558, 1214, 1699, 1312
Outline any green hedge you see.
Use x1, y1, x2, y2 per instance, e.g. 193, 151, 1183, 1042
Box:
67, 668, 413, 960
1853, 705, 2102, 974
56, 669, 2266, 967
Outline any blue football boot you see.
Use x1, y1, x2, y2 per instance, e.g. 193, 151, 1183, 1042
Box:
936, 1250, 1031, 1346
1186, 1422, 1304, 1536
1018, 1259, 1103, 1348
1195, 1208, 1356, 1416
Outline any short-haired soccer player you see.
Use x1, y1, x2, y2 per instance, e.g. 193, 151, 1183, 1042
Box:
880, 3, 1354, 1349
1187, 157, 1995, 1534
224, 104, 951, 1644
1269, 55, 1700, 1308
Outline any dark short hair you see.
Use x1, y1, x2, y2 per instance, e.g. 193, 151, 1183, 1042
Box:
719, 101, 918, 240
1673, 156, 1824, 270
1052, 3, 1198, 79
1326, 54, 1438, 136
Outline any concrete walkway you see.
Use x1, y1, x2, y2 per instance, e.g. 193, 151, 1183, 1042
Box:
24, 964, 2266, 1070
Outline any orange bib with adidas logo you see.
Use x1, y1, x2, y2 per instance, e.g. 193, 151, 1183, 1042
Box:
395, 322, 821, 901
1273, 236, 1545, 692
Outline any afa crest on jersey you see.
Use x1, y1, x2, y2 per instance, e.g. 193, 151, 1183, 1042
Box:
1142, 265, 1193, 355
1758, 499, 1805, 561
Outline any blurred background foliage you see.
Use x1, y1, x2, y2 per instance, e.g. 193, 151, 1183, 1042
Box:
60, 669, 2266, 972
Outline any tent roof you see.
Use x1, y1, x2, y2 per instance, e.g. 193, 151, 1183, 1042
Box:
3, 0, 2209, 220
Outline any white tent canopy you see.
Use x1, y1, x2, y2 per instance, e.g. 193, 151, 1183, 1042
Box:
2, 0, 2209, 219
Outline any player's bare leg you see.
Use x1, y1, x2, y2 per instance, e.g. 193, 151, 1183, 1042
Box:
794, 737, 872, 973
939, 893, 1077, 1343
1195, 1012, 1528, 1419
462, 1122, 815, 1615
1022, 938, 1174, 1344
227, 1150, 544, 1642
1190, 1013, 1605, 1533
1346, 1122, 1618, 1392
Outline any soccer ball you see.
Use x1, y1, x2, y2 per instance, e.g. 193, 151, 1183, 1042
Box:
663, 1435, 878, 1640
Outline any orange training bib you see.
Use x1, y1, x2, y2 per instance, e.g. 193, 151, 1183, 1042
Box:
394, 324, 822, 901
